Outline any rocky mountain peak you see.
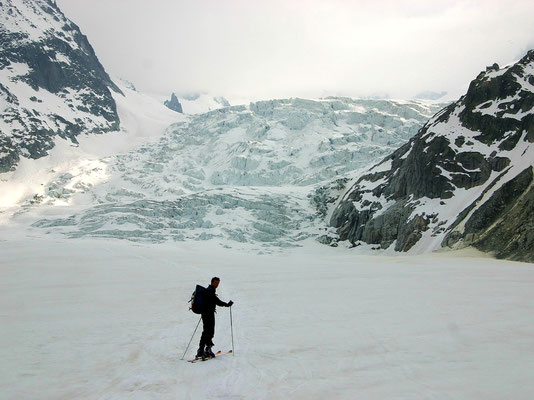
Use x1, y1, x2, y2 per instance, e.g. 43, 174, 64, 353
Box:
0, 0, 122, 173
164, 92, 183, 113
330, 50, 534, 262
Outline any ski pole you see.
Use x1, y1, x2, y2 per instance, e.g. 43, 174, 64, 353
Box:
230, 305, 234, 356
181, 316, 202, 360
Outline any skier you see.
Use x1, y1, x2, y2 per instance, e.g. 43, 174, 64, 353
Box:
196, 277, 233, 359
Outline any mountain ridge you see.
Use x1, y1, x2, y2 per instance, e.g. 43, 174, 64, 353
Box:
330, 50, 534, 261
0, 0, 121, 173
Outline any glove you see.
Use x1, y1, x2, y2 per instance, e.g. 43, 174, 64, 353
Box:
227, 300, 234, 307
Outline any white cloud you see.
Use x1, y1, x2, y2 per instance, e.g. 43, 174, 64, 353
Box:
56, 0, 534, 101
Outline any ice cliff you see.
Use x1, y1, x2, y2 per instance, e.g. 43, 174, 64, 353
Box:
28, 97, 442, 248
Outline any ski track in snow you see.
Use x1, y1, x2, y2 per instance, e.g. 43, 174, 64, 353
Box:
1, 235, 534, 400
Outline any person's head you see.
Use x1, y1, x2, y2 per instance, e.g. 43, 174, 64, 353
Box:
211, 277, 220, 288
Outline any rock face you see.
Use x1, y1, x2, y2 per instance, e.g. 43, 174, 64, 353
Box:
331, 50, 534, 262
0, 0, 122, 173
164, 93, 183, 113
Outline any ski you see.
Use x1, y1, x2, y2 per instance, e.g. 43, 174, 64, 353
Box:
187, 350, 221, 363
187, 350, 232, 363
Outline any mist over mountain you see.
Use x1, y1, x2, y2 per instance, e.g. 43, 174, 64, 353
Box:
414, 91, 448, 101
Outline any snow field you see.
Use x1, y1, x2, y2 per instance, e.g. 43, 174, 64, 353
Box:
1, 236, 534, 399
0, 81, 183, 215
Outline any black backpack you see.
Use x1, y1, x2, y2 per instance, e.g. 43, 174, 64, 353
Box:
189, 285, 206, 314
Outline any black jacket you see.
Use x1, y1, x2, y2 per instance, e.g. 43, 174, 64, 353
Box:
203, 284, 230, 314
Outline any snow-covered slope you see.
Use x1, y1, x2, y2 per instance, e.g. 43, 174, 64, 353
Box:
0, 81, 183, 212
174, 92, 231, 115
5, 97, 442, 248
152, 91, 232, 115
331, 51, 534, 262
2, 236, 534, 399
0, 0, 122, 173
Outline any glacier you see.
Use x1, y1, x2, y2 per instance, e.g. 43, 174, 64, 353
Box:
19, 97, 444, 248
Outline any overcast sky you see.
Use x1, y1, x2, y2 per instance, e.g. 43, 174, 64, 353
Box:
56, 0, 534, 102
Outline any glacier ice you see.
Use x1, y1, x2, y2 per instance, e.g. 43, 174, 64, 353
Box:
28, 97, 444, 247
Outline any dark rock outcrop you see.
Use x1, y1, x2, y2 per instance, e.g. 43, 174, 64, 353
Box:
0, 0, 122, 173
330, 50, 534, 262
164, 93, 183, 113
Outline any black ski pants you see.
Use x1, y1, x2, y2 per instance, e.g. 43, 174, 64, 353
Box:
199, 312, 215, 348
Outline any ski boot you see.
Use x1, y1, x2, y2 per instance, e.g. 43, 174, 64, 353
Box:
195, 346, 206, 360
205, 345, 215, 358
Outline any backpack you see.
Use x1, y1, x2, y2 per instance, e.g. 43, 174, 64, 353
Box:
189, 285, 206, 314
